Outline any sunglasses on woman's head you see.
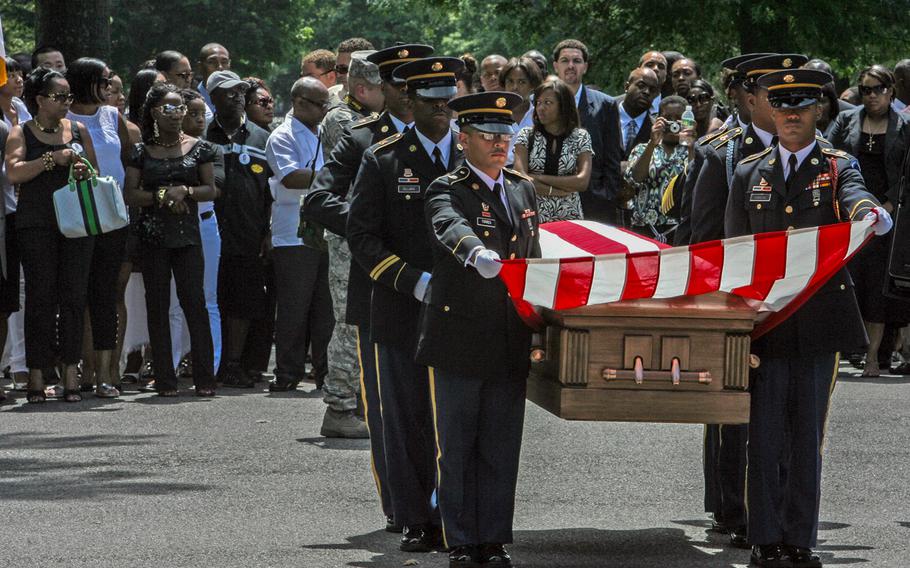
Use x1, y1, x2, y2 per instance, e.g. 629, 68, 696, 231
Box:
859, 84, 889, 96
156, 103, 188, 116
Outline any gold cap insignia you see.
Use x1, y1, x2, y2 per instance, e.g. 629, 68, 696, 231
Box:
495, 97, 507, 108
431, 62, 443, 72
409, 145, 417, 152
783, 58, 792, 68
783, 74, 795, 83
398, 49, 409, 58
380, 125, 389, 133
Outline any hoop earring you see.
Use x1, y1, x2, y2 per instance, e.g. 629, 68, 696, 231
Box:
153, 119, 160, 140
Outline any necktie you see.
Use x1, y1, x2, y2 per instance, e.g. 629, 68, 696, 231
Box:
624, 120, 638, 153
403, 124, 411, 133
770, 135, 779, 147
786, 153, 798, 188
494, 182, 511, 224
432, 146, 445, 171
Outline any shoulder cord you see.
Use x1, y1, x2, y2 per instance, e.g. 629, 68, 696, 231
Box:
828, 156, 841, 221
725, 139, 735, 189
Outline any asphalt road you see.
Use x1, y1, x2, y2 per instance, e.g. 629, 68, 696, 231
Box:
2, 362, 908, 568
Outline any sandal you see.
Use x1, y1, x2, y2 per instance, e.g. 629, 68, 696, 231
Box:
892, 361, 910, 375
95, 383, 121, 398
139, 380, 157, 392
195, 387, 216, 397
26, 389, 46, 404
63, 389, 83, 403
120, 373, 139, 385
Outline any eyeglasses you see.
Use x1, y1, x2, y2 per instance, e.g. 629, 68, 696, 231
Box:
174, 72, 194, 81
334, 64, 349, 75
475, 132, 513, 142
859, 84, 889, 96
43, 92, 74, 104
687, 93, 713, 105
302, 68, 334, 79
297, 96, 329, 109
156, 103, 188, 116
99, 77, 113, 88
253, 96, 275, 108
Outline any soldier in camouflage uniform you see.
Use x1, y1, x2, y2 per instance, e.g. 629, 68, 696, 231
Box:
320, 50, 386, 160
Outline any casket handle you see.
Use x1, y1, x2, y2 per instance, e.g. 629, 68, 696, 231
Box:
634, 356, 644, 384
601, 366, 712, 385
671, 358, 681, 385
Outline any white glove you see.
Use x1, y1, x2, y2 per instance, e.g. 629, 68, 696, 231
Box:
471, 248, 502, 279
864, 206, 893, 236
413, 272, 431, 302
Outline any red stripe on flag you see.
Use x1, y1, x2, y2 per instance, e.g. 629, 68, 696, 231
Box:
687, 241, 724, 296
752, 222, 859, 338
553, 258, 594, 310
732, 231, 787, 300
542, 221, 665, 254
621, 253, 661, 300
498, 259, 544, 330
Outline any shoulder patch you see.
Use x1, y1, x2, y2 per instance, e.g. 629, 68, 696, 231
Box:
821, 147, 850, 159
739, 146, 772, 165
372, 132, 403, 153
351, 112, 381, 130
700, 126, 736, 147
503, 167, 533, 182
709, 126, 743, 150
447, 166, 470, 183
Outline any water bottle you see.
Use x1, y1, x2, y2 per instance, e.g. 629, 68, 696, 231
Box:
680, 105, 695, 146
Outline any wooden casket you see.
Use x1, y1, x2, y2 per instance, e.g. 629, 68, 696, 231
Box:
527, 292, 756, 424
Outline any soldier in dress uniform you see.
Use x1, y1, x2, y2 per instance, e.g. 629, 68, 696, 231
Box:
688, 54, 807, 548
725, 69, 892, 567
346, 55, 465, 552
417, 91, 540, 568
301, 42, 432, 531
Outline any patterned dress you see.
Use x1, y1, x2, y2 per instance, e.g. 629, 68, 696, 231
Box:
514, 126, 593, 222
624, 142, 688, 232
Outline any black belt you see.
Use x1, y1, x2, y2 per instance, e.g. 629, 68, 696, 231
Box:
200, 210, 214, 220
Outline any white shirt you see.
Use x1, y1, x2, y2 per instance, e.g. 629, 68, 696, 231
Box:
414, 126, 452, 168
67, 105, 125, 188
266, 115, 324, 247
574, 84, 584, 108
779, 141, 817, 179
389, 113, 413, 134
2, 98, 31, 214
618, 103, 648, 145
752, 123, 775, 148
650, 93, 662, 116
893, 99, 907, 113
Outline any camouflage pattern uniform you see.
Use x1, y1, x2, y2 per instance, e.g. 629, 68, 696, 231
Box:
322, 232, 361, 411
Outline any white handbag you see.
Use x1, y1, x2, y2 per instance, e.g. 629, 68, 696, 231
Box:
52, 158, 129, 238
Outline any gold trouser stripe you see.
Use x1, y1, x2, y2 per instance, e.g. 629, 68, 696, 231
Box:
392, 262, 408, 292
356, 326, 383, 504
428, 367, 448, 549
848, 199, 877, 220
370, 254, 400, 280
374, 344, 383, 415
820, 353, 840, 456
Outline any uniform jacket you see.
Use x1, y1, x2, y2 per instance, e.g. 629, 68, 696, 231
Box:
725, 143, 879, 357
671, 125, 731, 244
416, 165, 541, 380
347, 127, 464, 351
303, 111, 399, 327
827, 106, 910, 204
578, 86, 623, 218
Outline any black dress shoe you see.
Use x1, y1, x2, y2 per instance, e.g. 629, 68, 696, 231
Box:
399, 525, 441, 552
785, 546, 821, 568
751, 544, 791, 567
385, 515, 403, 533
729, 526, 750, 549
449, 545, 480, 567
478, 543, 512, 566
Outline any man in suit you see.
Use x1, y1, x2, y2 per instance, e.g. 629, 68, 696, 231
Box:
301, 42, 431, 529
552, 39, 623, 225
347, 56, 465, 553
639, 51, 668, 116
893, 59, 910, 114
725, 68, 891, 567
618, 67, 660, 161
418, 91, 540, 568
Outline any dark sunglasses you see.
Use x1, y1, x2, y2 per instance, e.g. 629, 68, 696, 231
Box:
43, 92, 74, 103
297, 95, 329, 109
156, 103, 188, 116
174, 72, 194, 80
252, 96, 275, 108
98, 77, 113, 87
687, 93, 713, 105
859, 84, 889, 96
334, 64, 349, 74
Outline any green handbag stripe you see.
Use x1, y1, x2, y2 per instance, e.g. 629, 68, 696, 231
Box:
77, 179, 101, 235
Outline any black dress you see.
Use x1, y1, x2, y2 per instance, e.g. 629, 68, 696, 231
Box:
126, 140, 218, 391
849, 133, 910, 323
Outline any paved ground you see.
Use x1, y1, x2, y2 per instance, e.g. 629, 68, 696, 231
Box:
2, 362, 908, 568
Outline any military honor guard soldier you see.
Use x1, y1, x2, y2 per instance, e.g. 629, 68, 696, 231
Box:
346, 55, 465, 552
302, 42, 432, 532
724, 68, 892, 567
417, 91, 540, 568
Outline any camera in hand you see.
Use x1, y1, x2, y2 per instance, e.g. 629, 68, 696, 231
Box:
667, 121, 682, 134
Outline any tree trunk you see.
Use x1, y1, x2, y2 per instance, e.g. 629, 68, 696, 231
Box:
35, 0, 111, 64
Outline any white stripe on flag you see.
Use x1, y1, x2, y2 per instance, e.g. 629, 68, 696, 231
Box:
538, 227, 594, 259
588, 254, 628, 304
763, 227, 819, 311
719, 236, 756, 292
522, 262, 561, 308
847, 218, 873, 258
572, 221, 662, 253
652, 246, 691, 298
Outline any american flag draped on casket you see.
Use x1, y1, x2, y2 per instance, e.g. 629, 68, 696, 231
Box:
498, 219, 876, 338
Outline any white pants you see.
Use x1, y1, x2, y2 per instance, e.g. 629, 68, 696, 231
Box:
1, 267, 26, 374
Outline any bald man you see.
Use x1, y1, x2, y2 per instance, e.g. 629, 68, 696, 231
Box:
639, 51, 667, 115
480, 54, 507, 91
197, 43, 231, 113
671, 57, 700, 97
619, 67, 660, 160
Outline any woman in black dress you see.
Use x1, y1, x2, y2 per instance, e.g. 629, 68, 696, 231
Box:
4, 68, 99, 403
123, 83, 220, 397
829, 65, 910, 376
